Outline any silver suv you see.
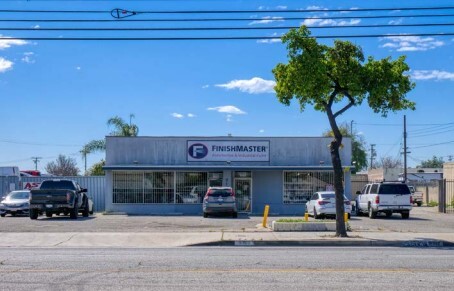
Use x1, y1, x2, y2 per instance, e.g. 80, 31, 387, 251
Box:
355, 182, 412, 219
203, 187, 237, 218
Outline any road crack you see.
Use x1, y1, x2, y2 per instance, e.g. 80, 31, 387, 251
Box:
53, 234, 77, 247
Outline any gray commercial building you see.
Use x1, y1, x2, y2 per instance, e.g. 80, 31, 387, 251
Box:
103, 136, 352, 215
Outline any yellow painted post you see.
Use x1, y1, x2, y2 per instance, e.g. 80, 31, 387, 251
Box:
262, 205, 270, 227
304, 213, 309, 222
344, 212, 349, 222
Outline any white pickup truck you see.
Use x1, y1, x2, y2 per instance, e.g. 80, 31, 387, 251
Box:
355, 182, 412, 219
408, 186, 423, 207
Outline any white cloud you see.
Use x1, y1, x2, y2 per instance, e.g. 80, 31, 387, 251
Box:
226, 114, 233, 122
0, 36, 28, 50
21, 52, 35, 64
339, 7, 359, 14
276, 6, 287, 10
411, 70, 454, 81
257, 32, 282, 44
171, 113, 184, 119
0, 57, 13, 73
388, 18, 403, 25
381, 35, 445, 52
306, 6, 326, 10
249, 16, 284, 25
33, 25, 40, 29
202, 84, 209, 89
301, 18, 322, 26
76, 66, 81, 70
257, 38, 281, 44
207, 105, 246, 115
215, 77, 276, 94
187, 113, 196, 118
259, 129, 265, 133
302, 18, 361, 26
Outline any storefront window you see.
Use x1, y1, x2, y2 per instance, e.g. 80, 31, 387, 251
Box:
283, 171, 335, 204
175, 172, 208, 204
113, 172, 144, 203
144, 172, 174, 203
113, 171, 222, 204
209, 172, 223, 187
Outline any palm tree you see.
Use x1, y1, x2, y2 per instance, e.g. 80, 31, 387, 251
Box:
107, 114, 139, 137
81, 114, 139, 174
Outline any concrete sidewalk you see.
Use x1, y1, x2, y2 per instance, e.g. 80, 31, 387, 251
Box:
1, 230, 453, 248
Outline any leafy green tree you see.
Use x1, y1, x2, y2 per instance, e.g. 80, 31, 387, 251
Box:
323, 122, 368, 172
81, 114, 139, 173
417, 156, 444, 168
272, 27, 415, 237
87, 160, 105, 176
45, 155, 80, 176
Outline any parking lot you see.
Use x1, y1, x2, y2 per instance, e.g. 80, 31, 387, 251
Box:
0, 207, 453, 233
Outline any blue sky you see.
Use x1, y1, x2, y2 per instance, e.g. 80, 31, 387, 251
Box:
0, 0, 453, 173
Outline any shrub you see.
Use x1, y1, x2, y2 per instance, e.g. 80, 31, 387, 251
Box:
427, 200, 439, 207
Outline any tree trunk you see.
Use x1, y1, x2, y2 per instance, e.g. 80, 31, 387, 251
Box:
330, 140, 348, 237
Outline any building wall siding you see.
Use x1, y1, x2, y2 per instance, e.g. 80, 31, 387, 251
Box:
0, 176, 20, 198
106, 136, 352, 167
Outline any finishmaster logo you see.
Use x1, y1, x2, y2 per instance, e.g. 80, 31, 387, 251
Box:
188, 143, 208, 159
187, 140, 270, 162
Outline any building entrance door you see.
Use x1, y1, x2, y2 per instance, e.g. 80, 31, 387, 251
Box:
234, 177, 252, 213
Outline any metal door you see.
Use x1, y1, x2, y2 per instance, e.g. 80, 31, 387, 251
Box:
234, 178, 252, 212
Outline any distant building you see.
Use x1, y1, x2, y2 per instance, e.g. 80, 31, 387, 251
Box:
400, 168, 443, 182
367, 168, 402, 182
444, 163, 454, 180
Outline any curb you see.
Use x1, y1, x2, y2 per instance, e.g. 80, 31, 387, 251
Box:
189, 239, 454, 248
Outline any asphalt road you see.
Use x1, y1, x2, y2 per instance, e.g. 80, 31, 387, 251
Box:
0, 207, 453, 233
0, 247, 452, 290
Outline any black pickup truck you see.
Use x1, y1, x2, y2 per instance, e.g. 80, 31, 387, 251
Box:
29, 179, 90, 219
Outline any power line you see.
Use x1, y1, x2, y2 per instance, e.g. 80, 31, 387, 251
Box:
408, 122, 454, 134
357, 122, 454, 127
1, 23, 453, 31
411, 140, 454, 149
409, 128, 454, 138
383, 136, 403, 157
1, 6, 453, 14
1, 13, 453, 22
0, 138, 82, 147
1, 33, 453, 41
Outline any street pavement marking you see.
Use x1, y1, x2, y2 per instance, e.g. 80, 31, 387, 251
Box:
0, 268, 453, 273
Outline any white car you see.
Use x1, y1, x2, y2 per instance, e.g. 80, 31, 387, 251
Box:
0, 190, 30, 217
306, 191, 352, 219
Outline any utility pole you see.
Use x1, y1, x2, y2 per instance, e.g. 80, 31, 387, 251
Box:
83, 151, 87, 175
31, 157, 42, 171
403, 115, 408, 182
350, 120, 354, 136
80, 148, 88, 175
370, 144, 376, 169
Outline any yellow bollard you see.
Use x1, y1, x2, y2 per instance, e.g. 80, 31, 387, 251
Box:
304, 212, 309, 222
262, 205, 270, 227
344, 212, 349, 222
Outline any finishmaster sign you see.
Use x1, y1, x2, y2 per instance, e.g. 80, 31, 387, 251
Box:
187, 140, 270, 162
